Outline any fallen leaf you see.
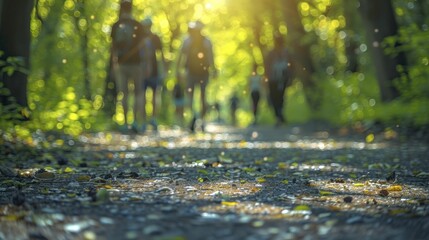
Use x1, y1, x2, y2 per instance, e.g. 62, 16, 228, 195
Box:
386, 185, 402, 191
389, 208, 409, 215
278, 162, 288, 169
221, 201, 238, 206
293, 205, 311, 211
76, 175, 91, 182
319, 190, 334, 196
256, 177, 266, 183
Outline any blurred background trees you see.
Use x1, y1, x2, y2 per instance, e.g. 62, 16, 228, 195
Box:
1, 0, 428, 136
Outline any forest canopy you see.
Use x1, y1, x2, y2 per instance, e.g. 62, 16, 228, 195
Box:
1, 0, 428, 137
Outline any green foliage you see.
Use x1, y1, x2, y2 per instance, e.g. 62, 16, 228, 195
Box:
0, 51, 29, 77
381, 4, 429, 127
29, 86, 105, 135
315, 72, 380, 125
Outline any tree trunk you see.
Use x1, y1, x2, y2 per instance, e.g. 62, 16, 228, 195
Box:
0, 0, 34, 110
342, 0, 361, 73
282, 0, 321, 110
359, 0, 407, 102
82, 32, 91, 99
74, 0, 91, 100
103, 52, 116, 117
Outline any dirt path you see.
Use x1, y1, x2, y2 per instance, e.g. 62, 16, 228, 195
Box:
1, 123, 428, 240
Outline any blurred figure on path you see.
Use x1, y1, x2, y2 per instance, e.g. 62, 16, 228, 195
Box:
264, 33, 292, 126
110, 0, 145, 132
214, 102, 222, 123
140, 17, 166, 132
230, 92, 239, 126
176, 20, 217, 132
248, 63, 263, 125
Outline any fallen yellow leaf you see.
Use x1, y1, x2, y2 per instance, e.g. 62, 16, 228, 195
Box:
386, 185, 402, 191
278, 162, 288, 169
319, 190, 334, 196
293, 205, 311, 211
221, 201, 238, 206
64, 167, 74, 173
363, 190, 375, 195
256, 177, 266, 183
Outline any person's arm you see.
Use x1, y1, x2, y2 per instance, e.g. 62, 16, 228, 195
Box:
143, 38, 153, 78
110, 23, 118, 64
207, 39, 217, 78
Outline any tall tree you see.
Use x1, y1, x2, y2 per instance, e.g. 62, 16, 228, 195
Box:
0, 0, 34, 112
359, 0, 408, 102
72, 0, 91, 99
342, 0, 361, 72
282, 0, 320, 110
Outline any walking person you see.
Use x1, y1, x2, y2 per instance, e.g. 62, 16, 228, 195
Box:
140, 17, 166, 132
110, 0, 146, 132
176, 20, 217, 132
248, 63, 263, 125
264, 33, 292, 126
230, 92, 239, 126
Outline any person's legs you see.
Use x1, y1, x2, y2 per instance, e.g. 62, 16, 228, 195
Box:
186, 73, 195, 115
131, 65, 144, 130
149, 77, 159, 130
187, 73, 209, 132
175, 98, 185, 127
186, 73, 197, 131
274, 86, 286, 124
251, 91, 260, 123
200, 81, 207, 120
114, 65, 129, 126
231, 107, 237, 126
268, 82, 284, 124
278, 87, 286, 123
198, 74, 209, 131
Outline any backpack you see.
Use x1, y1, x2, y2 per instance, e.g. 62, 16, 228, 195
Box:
113, 20, 137, 60
186, 37, 210, 75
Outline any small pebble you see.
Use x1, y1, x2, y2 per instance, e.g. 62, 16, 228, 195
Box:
343, 196, 353, 203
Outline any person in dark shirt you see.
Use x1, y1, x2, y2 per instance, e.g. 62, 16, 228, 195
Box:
176, 21, 217, 132
264, 33, 291, 126
111, 0, 146, 132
